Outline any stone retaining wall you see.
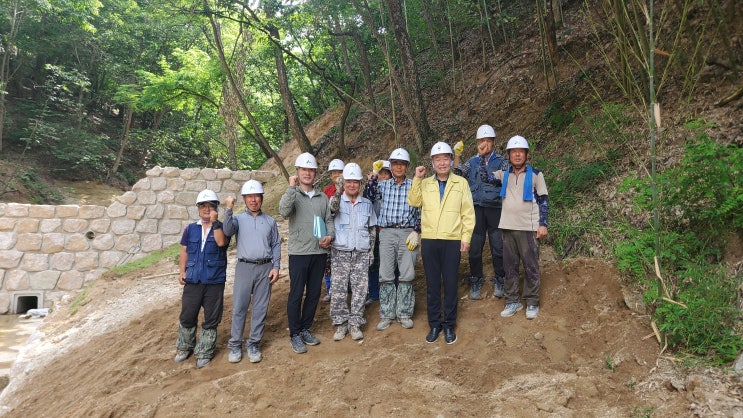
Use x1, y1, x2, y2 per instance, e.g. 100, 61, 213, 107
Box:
0, 166, 276, 314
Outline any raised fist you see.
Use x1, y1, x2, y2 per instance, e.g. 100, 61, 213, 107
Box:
288, 175, 298, 186
453, 141, 464, 156
414, 166, 426, 178
224, 195, 236, 209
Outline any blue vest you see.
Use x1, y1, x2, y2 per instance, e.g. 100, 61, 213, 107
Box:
184, 223, 228, 284
467, 154, 506, 208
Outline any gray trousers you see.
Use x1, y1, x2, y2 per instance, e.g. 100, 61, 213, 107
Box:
228, 261, 273, 349
378, 227, 419, 319
502, 230, 541, 306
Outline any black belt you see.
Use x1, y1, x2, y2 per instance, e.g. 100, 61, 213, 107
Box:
238, 258, 272, 265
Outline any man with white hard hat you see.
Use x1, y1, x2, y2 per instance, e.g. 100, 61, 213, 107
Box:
409, 142, 475, 345
222, 179, 280, 364
365, 148, 422, 331
279, 152, 334, 354
453, 124, 509, 300
174, 189, 230, 369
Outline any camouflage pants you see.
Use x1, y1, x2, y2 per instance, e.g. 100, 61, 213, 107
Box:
177, 326, 217, 360
330, 248, 370, 327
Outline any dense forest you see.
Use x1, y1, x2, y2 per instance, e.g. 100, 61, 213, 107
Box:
1, 0, 741, 363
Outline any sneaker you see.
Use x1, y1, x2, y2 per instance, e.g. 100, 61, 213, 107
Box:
290, 334, 307, 354
299, 329, 320, 346
333, 324, 348, 341
322, 294, 331, 303
228, 348, 242, 363
349, 325, 363, 340
398, 317, 414, 329
492, 277, 504, 298
377, 318, 393, 331
196, 358, 211, 368
469, 280, 483, 300
247, 344, 262, 363
500, 302, 523, 318
174, 350, 191, 363
526, 305, 540, 319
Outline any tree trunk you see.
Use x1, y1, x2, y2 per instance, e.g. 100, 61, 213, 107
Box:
382, 0, 432, 153
264, 5, 313, 154
206, 9, 290, 180
107, 108, 134, 183
0, 0, 24, 154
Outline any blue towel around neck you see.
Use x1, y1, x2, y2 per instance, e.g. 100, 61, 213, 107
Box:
500, 165, 534, 201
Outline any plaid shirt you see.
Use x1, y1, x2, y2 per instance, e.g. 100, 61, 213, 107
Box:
365, 177, 421, 229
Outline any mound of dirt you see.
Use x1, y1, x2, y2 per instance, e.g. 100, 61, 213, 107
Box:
2, 228, 740, 416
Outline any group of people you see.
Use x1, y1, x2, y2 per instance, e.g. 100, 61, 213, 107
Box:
172, 124, 549, 367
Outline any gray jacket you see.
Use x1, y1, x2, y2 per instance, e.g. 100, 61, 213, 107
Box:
278, 185, 335, 255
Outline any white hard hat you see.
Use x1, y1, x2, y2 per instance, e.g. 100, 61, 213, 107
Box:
196, 189, 219, 205
342, 163, 363, 180
389, 148, 410, 164
506, 135, 530, 150
295, 152, 318, 169
430, 141, 453, 157
476, 124, 496, 140
241, 179, 264, 195
328, 159, 345, 172
381, 160, 391, 171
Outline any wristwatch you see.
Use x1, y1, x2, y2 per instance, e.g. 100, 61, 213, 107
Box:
212, 221, 223, 230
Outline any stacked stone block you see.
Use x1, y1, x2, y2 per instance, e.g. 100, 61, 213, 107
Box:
0, 167, 276, 314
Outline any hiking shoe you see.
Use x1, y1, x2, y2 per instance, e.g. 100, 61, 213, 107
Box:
469, 281, 483, 300
228, 348, 242, 363
377, 318, 393, 331
492, 277, 505, 298
333, 324, 348, 341
247, 344, 262, 363
500, 302, 523, 317
299, 329, 320, 346
174, 350, 191, 363
526, 305, 540, 320
196, 358, 211, 368
322, 294, 331, 303
290, 335, 307, 354
349, 325, 363, 340
399, 317, 413, 329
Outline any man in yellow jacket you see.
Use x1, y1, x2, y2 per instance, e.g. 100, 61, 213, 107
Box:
408, 142, 475, 344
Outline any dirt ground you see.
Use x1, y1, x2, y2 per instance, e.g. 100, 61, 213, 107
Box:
1, 228, 741, 417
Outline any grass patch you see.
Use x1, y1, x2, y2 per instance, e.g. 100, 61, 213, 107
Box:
106, 243, 181, 277
69, 287, 90, 316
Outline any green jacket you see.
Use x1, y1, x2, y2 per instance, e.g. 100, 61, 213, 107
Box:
279, 185, 335, 255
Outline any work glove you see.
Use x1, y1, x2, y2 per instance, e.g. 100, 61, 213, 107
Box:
453, 141, 464, 156
372, 160, 384, 174
405, 231, 419, 251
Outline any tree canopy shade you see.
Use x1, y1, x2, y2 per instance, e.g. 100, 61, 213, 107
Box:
1, 0, 739, 182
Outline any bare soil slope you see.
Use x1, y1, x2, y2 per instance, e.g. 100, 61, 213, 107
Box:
6, 242, 739, 417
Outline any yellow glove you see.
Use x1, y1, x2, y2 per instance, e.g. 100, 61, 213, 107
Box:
405, 231, 419, 250
372, 160, 384, 174
453, 141, 464, 156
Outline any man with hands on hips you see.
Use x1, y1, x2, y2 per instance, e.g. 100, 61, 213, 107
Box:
222, 180, 281, 364
279, 152, 334, 354
408, 142, 475, 345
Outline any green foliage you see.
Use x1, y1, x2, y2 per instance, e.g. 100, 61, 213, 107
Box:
645, 267, 742, 363
9, 169, 64, 204
69, 287, 90, 316
630, 406, 654, 418
615, 132, 743, 363
604, 356, 616, 372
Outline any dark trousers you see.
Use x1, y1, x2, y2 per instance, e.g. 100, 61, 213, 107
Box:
421, 239, 461, 329
179, 282, 225, 329
287, 253, 327, 336
502, 230, 541, 306
469, 206, 505, 279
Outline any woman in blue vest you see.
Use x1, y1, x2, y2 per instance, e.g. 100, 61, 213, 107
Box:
174, 189, 230, 368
